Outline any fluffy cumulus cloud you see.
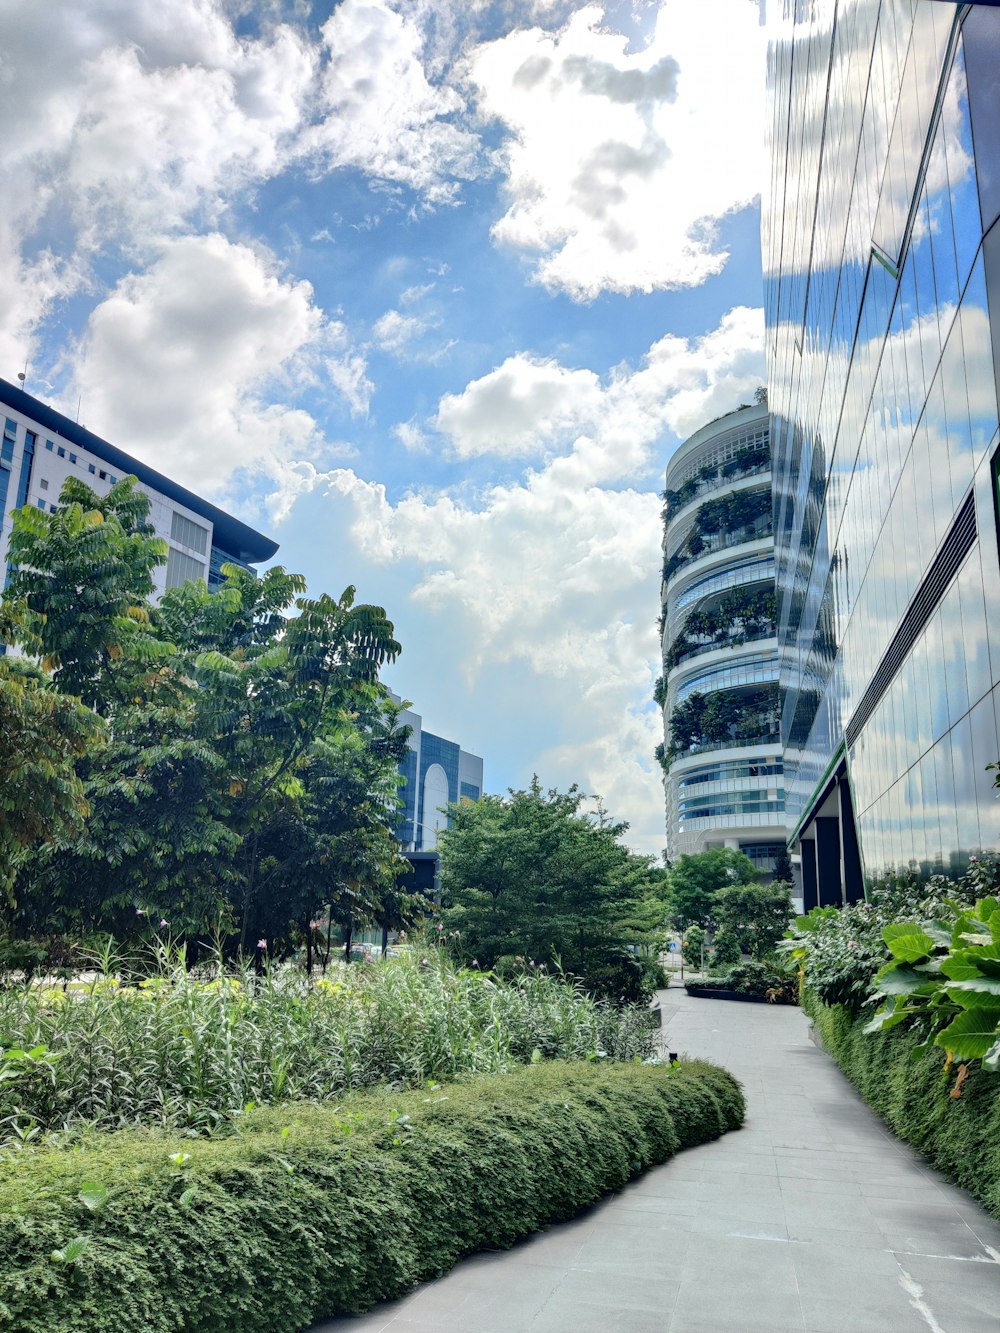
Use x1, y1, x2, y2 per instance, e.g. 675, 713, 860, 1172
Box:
0, 0, 316, 368
303, 0, 482, 202
296, 304, 765, 852
434, 305, 766, 470
67, 234, 345, 496
467, 0, 766, 298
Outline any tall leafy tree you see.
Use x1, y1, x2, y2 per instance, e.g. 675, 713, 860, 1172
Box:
0, 661, 101, 904
667, 847, 757, 929
438, 780, 657, 1000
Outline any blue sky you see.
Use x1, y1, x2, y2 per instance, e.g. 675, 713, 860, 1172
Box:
0, 0, 768, 854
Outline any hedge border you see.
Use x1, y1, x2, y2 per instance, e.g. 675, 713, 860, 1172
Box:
0, 1059, 744, 1332
804, 990, 1000, 1220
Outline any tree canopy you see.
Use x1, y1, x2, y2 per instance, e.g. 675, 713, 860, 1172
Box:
1, 476, 420, 960
666, 847, 757, 929
437, 779, 665, 1001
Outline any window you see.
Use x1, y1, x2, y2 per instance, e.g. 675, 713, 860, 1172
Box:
88, 464, 95, 474
98, 470, 106, 480
109, 475, 116, 484
170, 511, 209, 555
36, 499, 45, 509
165, 547, 207, 589
39, 478, 48, 491
45, 440, 54, 452
57, 446, 65, 458
69, 453, 77, 464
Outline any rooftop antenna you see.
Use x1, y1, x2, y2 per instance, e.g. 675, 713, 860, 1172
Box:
76, 395, 82, 424
16, 359, 27, 390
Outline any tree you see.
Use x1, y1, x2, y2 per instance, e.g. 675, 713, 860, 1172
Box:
2, 476, 412, 957
438, 780, 656, 1000
712, 880, 794, 960
667, 847, 757, 929
772, 844, 794, 883
0, 661, 102, 903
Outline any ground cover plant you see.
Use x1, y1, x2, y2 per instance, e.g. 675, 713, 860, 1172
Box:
804, 993, 1000, 1221
0, 1059, 744, 1333
685, 960, 796, 1004
0, 948, 657, 1135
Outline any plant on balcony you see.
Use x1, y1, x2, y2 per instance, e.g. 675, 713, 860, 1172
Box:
663, 587, 777, 671
661, 444, 771, 519
662, 490, 772, 583
664, 684, 779, 763
652, 674, 667, 708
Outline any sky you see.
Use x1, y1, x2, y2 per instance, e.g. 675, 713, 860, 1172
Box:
0, 0, 768, 857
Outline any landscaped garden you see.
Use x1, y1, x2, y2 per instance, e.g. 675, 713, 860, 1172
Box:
784, 855, 1000, 1220
0, 477, 748, 1330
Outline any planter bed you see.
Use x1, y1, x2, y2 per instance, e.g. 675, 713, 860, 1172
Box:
684, 984, 771, 1003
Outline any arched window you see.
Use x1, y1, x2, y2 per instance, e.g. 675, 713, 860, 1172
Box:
421, 763, 450, 850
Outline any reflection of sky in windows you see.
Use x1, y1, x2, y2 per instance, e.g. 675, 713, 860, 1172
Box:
675, 653, 779, 704
765, 2, 1000, 879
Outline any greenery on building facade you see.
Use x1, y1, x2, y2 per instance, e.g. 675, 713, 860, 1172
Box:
662, 487, 772, 583
661, 441, 771, 519
662, 683, 780, 765
663, 586, 776, 671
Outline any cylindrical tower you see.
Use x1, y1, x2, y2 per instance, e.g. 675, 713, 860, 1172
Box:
657, 401, 786, 873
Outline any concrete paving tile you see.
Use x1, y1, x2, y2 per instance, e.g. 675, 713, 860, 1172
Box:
529, 1300, 672, 1333
896, 1252, 1000, 1310
782, 1196, 879, 1233
668, 1281, 805, 1332
797, 1294, 931, 1333
883, 1220, 993, 1259
784, 1219, 888, 1248
789, 1239, 902, 1277
778, 1175, 863, 1198
677, 1234, 799, 1290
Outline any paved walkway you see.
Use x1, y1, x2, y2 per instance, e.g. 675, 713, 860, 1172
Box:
313, 989, 1000, 1332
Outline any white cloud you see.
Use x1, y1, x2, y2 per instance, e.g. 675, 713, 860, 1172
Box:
304, 0, 482, 204
285, 305, 765, 853
66, 233, 341, 496
373, 308, 433, 355
434, 306, 766, 468
467, 0, 766, 298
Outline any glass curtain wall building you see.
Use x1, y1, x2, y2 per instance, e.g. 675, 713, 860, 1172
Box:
658, 401, 786, 872
764, 1, 1000, 908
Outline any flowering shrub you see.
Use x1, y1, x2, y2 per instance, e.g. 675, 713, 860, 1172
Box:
0, 947, 658, 1135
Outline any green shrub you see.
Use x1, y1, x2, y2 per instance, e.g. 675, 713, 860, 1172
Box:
0, 1060, 744, 1332
710, 931, 742, 968
687, 961, 796, 1003
804, 990, 1000, 1220
0, 950, 659, 1134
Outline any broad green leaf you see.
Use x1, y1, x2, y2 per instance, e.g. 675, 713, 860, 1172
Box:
78, 1180, 109, 1212
863, 1007, 908, 1035
922, 921, 955, 949
969, 945, 1000, 979
983, 1038, 1000, 1073
882, 923, 935, 962
945, 978, 1000, 1007
873, 962, 933, 996
933, 1007, 1000, 1060
940, 953, 986, 982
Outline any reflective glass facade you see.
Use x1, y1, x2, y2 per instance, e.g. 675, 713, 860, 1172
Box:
764, 1, 1000, 900
660, 402, 786, 861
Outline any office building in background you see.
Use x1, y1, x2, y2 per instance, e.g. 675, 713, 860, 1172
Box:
0, 378, 277, 593
659, 399, 786, 874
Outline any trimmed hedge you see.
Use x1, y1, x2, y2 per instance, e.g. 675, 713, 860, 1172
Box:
0, 1059, 743, 1332
804, 990, 1000, 1220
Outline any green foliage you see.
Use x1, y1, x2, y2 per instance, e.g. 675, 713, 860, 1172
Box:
666, 848, 757, 929
0, 1060, 743, 1332
0, 950, 659, 1133
863, 896, 1000, 1068
664, 587, 776, 671
662, 487, 772, 582
688, 960, 796, 1003
437, 780, 664, 1002
781, 867, 985, 1013
665, 684, 779, 762
805, 992, 1000, 1221
0, 661, 102, 902
1, 476, 412, 955
661, 442, 770, 519
712, 880, 793, 960
709, 931, 743, 968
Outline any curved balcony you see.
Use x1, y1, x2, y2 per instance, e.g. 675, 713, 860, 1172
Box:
665, 469, 772, 539
669, 736, 782, 770
670, 643, 779, 699
670, 554, 776, 616
663, 514, 773, 585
